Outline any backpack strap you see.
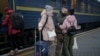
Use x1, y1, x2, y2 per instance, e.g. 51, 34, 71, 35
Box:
41, 16, 48, 31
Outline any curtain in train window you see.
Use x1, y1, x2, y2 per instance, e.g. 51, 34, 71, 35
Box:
81, 1, 85, 12
50, 0, 56, 8
88, 4, 91, 13
71, 0, 77, 9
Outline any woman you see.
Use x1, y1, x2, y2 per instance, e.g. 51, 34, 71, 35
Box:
59, 9, 80, 56
55, 6, 68, 56
38, 5, 56, 56
38, 5, 56, 42
2, 7, 20, 56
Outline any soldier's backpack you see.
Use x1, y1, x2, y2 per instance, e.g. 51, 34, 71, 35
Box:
10, 13, 24, 30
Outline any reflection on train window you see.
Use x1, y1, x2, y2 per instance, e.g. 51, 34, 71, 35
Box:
88, 4, 91, 13
50, 0, 56, 8
61, 0, 66, 7
81, 1, 85, 12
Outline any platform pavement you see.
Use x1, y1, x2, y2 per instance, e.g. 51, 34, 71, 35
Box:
1, 27, 100, 56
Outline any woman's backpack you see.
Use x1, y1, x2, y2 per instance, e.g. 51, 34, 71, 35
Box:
67, 19, 77, 36
67, 26, 76, 35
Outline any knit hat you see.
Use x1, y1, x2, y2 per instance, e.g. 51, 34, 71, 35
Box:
45, 5, 53, 11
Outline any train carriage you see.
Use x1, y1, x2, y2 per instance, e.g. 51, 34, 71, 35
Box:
9, 0, 100, 29
0, 0, 100, 55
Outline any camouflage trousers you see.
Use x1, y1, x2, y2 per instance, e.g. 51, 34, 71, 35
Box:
62, 34, 74, 56
55, 34, 64, 56
55, 34, 74, 56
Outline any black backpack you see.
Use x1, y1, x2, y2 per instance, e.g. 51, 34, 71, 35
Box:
10, 13, 24, 30
67, 26, 76, 35
67, 20, 77, 36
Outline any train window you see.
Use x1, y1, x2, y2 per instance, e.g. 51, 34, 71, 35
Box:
50, 0, 56, 8
97, 8, 100, 14
95, 7, 99, 14
98, 8, 100, 14
93, 6, 95, 13
95, 7, 98, 14
93, 6, 97, 13
71, 0, 77, 9
81, 1, 85, 12
0, 0, 8, 14
61, 0, 66, 7
88, 4, 91, 13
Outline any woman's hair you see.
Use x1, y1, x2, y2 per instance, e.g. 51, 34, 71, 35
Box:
68, 9, 74, 15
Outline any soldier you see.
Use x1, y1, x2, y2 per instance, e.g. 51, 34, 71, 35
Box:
55, 6, 68, 56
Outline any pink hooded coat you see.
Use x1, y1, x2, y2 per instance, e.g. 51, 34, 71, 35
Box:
60, 15, 78, 33
38, 10, 56, 41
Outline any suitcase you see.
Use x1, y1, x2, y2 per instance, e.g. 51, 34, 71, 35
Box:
34, 29, 49, 56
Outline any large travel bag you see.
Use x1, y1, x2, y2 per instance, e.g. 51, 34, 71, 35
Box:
34, 29, 49, 56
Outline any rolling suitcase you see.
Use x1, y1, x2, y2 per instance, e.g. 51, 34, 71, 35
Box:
34, 29, 49, 56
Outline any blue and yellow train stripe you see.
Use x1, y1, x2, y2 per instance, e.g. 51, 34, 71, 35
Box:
16, 6, 58, 13
16, 6, 100, 16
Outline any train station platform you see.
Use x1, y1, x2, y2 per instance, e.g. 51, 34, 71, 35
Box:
1, 27, 100, 56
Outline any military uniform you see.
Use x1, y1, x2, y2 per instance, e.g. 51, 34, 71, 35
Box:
55, 11, 67, 56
